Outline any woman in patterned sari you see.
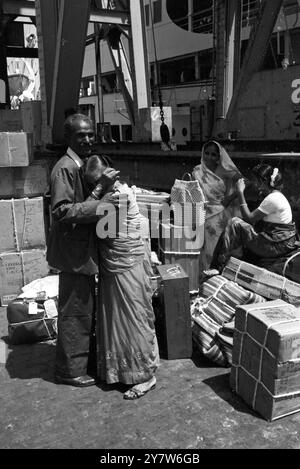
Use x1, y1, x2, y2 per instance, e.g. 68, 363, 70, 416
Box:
193, 140, 242, 270
85, 154, 159, 400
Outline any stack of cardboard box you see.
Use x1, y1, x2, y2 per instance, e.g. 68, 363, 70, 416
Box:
231, 299, 300, 421
0, 104, 49, 305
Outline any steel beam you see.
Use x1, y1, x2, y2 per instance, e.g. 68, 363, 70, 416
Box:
225, 0, 242, 114
128, 0, 151, 140
89, 9, 130, 26
106, 37, 135, 124
213, 0, 227, 124
3, 0, 35, 17
213, 0, 242, 137
3, 1, 130, 25
35, 0, 59, 143
225, 0, 284, 133
49, 0, 90, 142
0, 0, 10, 107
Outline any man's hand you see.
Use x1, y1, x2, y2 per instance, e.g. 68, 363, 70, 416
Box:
92, 167, 120, 198
98, 167, 120, 191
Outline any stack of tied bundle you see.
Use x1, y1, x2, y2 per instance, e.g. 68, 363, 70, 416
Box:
223, 257, 300, 305
134, 187, 170, 239
0, 197, 49, 305
158, 222, 204, 294
191, 274, 266, 366
231, 299, 300, 421
170, 173, 206, 228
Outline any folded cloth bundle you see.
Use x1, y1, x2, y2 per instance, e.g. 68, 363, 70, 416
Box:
196, 274, 266, 325
216, 323, 235, 365
192, 325, 228, 367
191, 275, 266, 366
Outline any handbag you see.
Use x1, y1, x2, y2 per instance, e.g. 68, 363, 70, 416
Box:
170, 173, 205, 227
7, 298, 58, 345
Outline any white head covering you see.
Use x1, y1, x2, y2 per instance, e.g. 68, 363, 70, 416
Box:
202, 140, 242, 179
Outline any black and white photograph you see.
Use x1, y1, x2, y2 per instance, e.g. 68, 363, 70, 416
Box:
0, 0, 300, 454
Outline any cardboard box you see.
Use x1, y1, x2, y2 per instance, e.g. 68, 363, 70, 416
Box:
154, 264, 192, 359
0, 197, 46, 252
231, 299, 300, 421
0, 249, 49, 306
0, 132, 33, 167
20, 101, 42, 147
0, 104, 42, 147
223, 257, 300, 305
0, 159, 50, 198
0, 109, 22, 131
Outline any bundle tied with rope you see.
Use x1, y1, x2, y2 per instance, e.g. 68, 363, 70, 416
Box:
230, 299, 300, 421
222, 257, 300, 306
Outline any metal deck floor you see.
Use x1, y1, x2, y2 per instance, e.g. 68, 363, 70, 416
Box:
0, 306, 299, 450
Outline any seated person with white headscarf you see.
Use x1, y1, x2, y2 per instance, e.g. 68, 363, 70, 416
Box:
210, 164, 298, 272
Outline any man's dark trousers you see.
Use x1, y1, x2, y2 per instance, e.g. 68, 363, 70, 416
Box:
55, 272, 96, 378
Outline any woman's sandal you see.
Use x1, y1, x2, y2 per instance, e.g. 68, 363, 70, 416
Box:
123, 383, 156, 400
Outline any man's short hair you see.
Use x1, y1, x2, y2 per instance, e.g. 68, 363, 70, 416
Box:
64, 113, 93, 140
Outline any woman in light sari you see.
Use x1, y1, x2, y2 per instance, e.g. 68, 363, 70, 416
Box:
193, 140, 242, 269
85, 154, 159, 400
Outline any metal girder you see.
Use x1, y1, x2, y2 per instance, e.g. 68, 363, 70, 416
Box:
49, 0, 91, 142
106, 34, 135, 124
213, 0, 242, 136
213, 0, 227, 124
128, 0, 151, 139
97, 1, 150, 136
0, 0, 10, 107
89, 9, 130, 26
35, 0, 59, 143
3, 0, 35, 17
3, 1, 130, 25
224, 0, 284, 134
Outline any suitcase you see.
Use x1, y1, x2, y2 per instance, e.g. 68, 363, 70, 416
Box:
153, 264, 192, 359
7, 298, 58, 345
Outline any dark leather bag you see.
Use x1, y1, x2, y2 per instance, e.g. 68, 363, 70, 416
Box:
7, 299, 57, 345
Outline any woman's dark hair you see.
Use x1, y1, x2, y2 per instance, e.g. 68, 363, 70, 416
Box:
252, 163, 283, 189
203, 140, 220, 154
85, 153, 113, 185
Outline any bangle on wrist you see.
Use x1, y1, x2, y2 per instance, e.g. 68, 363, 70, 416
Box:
240, 203, 247, 207
91, 191, 98, 200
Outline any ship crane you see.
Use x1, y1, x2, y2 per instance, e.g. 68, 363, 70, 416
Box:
1, 0, 298, 148
0, 0, 152, 144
